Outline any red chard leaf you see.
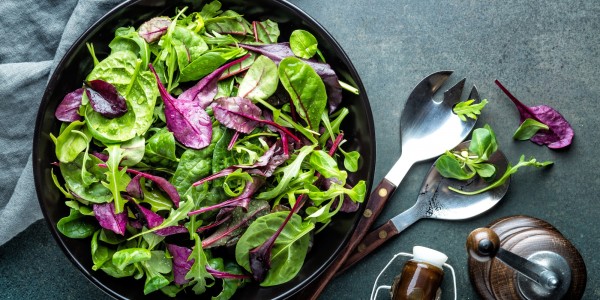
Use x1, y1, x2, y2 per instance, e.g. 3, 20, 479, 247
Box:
150, 64, 212, 149
138, 16, 171, 43
178, 54, 251, 108
132, 203, 164, 228
213, 97, 262, 133
495, 80, 574, 149
167, 244, 194, 285
126, 174, 144, 199
93, 202, 127, 235
84, 79, 128, 119
125, 168, 180, 208
56, 88, 83, 122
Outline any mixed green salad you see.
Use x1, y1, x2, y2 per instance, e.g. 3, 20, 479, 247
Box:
51, 1, 366, 298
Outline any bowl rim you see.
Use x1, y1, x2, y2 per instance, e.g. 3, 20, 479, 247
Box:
33, 0, 376, 299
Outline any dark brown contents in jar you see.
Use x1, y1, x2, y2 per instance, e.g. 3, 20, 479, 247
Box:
391, 261, 444, 300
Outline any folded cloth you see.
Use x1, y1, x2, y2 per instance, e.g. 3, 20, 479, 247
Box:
0, 0, 123, 245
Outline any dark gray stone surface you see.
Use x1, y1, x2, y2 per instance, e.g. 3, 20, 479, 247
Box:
1, 0, 599, 299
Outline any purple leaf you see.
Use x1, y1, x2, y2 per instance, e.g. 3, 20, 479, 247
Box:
126, 174, 144, 199
213, 97, 300, 142
188, 177, 265, 216
213, 97, 262, 133
85, 80, 128, 119
202, 200, 270, 248
178, 54, 251, 108
155, 225, 188, 236
138, 16, 171, 43
125, 168, 180, 207
167, 244, 194, 285
495, 80, 574, 149
56, 88, 83, 122
93, 202, 127, 235
206, 265, 251, 280
133, 203, 164, 228
150, 64, 212, 149
240, 43, 342, 112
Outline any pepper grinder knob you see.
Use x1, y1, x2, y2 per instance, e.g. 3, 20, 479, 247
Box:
466, 216, 587, 300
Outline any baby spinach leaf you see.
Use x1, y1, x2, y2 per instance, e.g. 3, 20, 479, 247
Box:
112, 248, 152, 270
91, 230, 111, 270
150, 64, 213, 149
86, 51, 158, 143
341, 149, 360, 172
55, 88, 83, 122
435, 153, 474, 180
60, 153, 112, 203
179, 52, 223, 83
171, 25, 209, 71
138, 16, 171, 43
143, 128, 179, 168
235, 212, 314, 286
290, 30, 318, 59
50, 120, 90, 163
237, 55, 279, 101
102, 145, 130, 214
57, 209, 97, 239
278, 57, 327, 130
110, 26, 151, 69
93, 202, 128, 235
141, 251, 172, 294
513, 118, 550, 140
171, 126, 222, 195
210, 261, 248, 300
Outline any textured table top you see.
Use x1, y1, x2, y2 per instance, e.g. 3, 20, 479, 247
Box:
2, 0, 600, 299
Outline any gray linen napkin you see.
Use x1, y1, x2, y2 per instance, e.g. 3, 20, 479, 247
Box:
0, 0, 123, 245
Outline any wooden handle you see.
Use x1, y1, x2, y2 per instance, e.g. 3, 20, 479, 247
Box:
338, 220, 399, 273
302, 178, 397, 299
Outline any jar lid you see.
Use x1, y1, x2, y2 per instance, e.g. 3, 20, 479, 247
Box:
412, 246, 448, 269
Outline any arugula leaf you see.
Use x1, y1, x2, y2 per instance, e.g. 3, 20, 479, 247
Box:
129, 198, 195, 239
450, 155, 553, 195
513, 118, 550, 140
453, 98, 488, 121
257, 145, 316, 200
102, 145, 130, 214
186, 233, 215, 294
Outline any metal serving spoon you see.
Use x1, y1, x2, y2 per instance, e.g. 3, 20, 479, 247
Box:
305, 71, 479, 299
339, 141, 510, 272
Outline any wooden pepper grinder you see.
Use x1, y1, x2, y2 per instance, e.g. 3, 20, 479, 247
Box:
466, 215, 586, 300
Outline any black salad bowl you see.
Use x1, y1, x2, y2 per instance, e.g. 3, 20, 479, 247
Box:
33, 0, 375, 299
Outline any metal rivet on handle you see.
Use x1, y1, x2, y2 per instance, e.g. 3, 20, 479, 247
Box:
363, 209, 373, 218
378, 188, 388, 197
357, 244, 366, 253
378, 230, 387, 239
